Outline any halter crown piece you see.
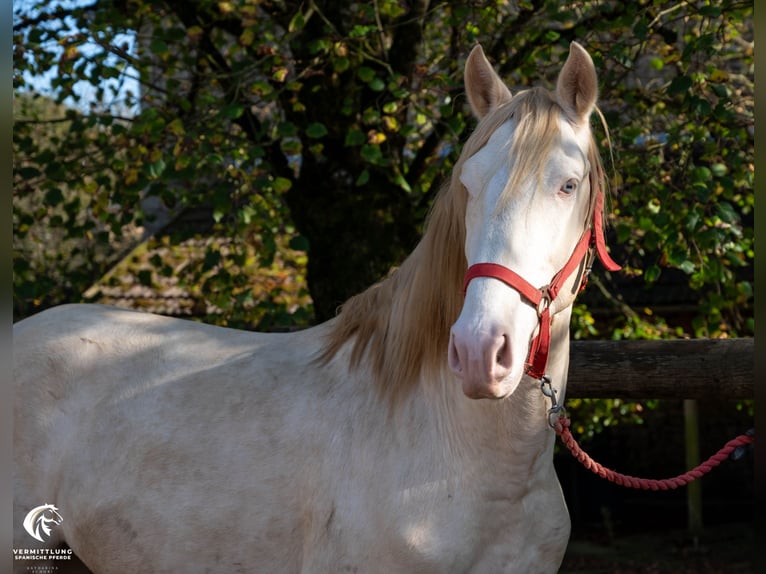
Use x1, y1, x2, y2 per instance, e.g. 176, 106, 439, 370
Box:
462, 188, 621, 381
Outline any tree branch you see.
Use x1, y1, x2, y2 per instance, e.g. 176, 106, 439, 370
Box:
91, 37, 140, 67
14, 115, 135, 126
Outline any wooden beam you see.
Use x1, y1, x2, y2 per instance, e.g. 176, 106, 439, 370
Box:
566, 338, 753, 399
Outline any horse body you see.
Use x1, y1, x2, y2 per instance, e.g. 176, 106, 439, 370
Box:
15, 304, 569, 573
14, 42, 609, 572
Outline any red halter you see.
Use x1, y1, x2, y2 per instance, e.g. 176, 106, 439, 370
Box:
462, 190, 620, 381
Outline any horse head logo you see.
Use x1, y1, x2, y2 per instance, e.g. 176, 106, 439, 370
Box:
23, 504, 63, 542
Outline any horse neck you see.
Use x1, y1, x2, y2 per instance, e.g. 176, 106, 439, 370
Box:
417, 308, 573, 470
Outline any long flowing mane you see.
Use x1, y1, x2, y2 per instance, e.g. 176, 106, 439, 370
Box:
319, 87, 610, 404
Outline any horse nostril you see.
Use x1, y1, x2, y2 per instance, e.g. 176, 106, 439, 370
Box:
493, 334, 512, 377
448, 332, 463, 375
449, 327, 514, 385
495, 338, 506, 364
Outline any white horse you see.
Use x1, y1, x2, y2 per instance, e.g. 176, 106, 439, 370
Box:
14, 42, 617, 573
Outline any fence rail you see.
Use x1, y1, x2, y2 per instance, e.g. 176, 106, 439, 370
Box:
566, 338, 753, 399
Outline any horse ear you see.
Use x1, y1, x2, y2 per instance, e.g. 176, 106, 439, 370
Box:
464, 44, 512, 119
555, 42, 598, 124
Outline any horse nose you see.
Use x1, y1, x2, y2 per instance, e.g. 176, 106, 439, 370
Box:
448, 328, 513, 396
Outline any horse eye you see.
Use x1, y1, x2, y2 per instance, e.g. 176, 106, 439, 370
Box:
561, 179, 578, 194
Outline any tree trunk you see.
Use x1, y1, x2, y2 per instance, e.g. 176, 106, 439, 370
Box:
281, 2, 427, 321
286, 157, 418, 321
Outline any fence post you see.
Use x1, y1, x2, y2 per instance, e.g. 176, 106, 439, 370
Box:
683, 398, 703, 542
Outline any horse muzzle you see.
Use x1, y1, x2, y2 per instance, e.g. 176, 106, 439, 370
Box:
448, 325, 526, 400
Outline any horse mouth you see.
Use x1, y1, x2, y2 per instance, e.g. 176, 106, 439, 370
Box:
460, 373, 520, 400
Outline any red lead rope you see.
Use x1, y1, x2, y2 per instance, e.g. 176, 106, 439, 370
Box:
553, 416, 754, 490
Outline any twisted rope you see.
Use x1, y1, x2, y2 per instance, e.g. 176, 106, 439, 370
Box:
553, 416, 754, 490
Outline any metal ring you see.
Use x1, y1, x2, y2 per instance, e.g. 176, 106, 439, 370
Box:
536, 291, 551, 316
547, 405, 566, 429
539, 376, 555, 398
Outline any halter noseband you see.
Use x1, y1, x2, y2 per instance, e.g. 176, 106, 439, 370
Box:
462, 189, 620, 381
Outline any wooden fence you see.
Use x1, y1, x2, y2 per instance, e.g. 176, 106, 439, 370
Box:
566, 338, 753, 399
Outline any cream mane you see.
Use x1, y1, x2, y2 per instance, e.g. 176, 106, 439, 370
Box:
319, 87, 609, 404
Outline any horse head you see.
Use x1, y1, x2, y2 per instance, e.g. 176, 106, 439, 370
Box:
449, 42, 605, 400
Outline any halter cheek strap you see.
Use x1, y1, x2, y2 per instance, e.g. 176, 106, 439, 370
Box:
592, 190, 621, 274
462, 190, 620, 381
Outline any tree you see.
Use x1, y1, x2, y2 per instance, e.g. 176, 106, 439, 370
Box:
14, 0, 753, 337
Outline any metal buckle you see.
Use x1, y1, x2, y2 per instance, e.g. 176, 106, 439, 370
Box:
536, 287, 551, 317
540, 375, 566, 429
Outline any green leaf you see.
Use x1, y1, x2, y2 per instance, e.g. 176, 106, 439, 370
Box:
678, 260, 695, 274
167, 118, 185, 136
668, 75, 692, 95
288, 11, 306, 33
149, 39, 168, 54
360, 143, 383, 165
737, 281, 753, 298
281, 138, 302, 155
357, 67, 375, 82
273, 177, 292, 193
308, 38, 329, 54
333, 57, 350, 73
633, 18, 649, 40
306, 122, 328, 138
394, 174, 412, 193
692, 166, 712, 182
382, 102, 398, 114
686, 210, 701, 231
644, 265, 661, 283
240, 28, 255, 46
147, 159, 166, 179
716, 202, 739, 224
710, 163, 728, 177
345, 128, 366, 147
350, 24, 375, 38
220, 104, 245, 119
203, 249, 222, 271
369, 78, 385, 91
44, 187, 64, 206
137, 270, 153, 286
544, 30, 560, 41
17, 166, 41, 179
278, 122, 297, 137
355, 169, 370, 186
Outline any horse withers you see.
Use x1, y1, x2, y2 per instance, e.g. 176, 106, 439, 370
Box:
14, 42, 614, 573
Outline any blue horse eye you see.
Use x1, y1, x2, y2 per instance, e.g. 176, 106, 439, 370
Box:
561, 179, 578, 193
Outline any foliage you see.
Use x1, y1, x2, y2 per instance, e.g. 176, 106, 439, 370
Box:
13, 92, 138, 316
599, 4, 754, 340
13, 1, 753, 432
